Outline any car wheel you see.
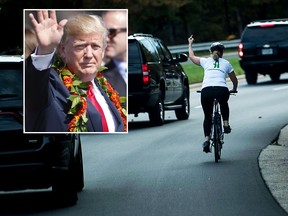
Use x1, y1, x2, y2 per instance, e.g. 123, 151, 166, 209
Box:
74, 135, 84, 192
149, 93, 164, 126
245, 70, 258, 84
269, 72, 280, 82
175, 87, 190, 120
52, 137, 78, 206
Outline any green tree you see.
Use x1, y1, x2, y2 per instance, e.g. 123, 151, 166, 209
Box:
0, 0, 287, 52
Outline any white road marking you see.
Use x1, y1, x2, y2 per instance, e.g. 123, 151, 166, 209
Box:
273, 86, 288, 91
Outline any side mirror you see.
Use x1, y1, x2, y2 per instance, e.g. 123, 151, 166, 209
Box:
174, 53, 188, 62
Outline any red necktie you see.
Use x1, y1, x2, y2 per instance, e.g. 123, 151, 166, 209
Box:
86, 82, 109, 132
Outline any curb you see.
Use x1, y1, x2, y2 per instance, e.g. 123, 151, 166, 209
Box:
258, 124, 288, 214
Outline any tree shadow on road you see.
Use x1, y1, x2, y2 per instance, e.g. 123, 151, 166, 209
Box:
0, 190, 75, 215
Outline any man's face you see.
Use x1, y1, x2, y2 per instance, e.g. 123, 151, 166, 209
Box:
60, 33, 104, 82
103, 12, 127, 62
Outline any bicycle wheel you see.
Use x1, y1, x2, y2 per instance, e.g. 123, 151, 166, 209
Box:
213, 115, 221, 162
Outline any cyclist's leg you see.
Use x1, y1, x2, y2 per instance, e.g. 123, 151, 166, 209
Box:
216, 87, 231, 132
201, 87, 214, 141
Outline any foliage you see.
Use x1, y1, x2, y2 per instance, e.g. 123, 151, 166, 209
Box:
124, 0, 288, 45
1, 0, 287, 52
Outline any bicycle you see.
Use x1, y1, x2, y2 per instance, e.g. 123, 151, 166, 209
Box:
197, 90, 237, 162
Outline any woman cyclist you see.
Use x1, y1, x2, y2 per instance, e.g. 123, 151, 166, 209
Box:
188, 35, 238, 153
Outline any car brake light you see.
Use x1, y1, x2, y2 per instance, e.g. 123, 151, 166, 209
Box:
238, 43, 244, 58
142, 64, 150, 85
260, 23, 275, 28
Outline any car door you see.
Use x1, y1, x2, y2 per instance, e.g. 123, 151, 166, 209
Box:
154, 39, 182, 103
150, 38, 174, 102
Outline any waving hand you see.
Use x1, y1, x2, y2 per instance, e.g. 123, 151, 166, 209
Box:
29, 10, 67, 55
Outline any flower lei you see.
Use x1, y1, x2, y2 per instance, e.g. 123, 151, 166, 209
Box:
97, 72, 127, 132
52, 57, 127, 132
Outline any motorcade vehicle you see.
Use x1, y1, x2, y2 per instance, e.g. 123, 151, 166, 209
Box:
128, 33, 190, 125
0, 55, 83, 206
238, 18, 288, 84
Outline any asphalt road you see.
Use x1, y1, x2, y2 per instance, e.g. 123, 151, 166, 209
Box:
78, 74, 288, 216
0, 74, 287, 215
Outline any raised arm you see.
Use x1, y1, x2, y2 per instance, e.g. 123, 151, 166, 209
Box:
188, 35, 201, 66
29, 10, 67, 55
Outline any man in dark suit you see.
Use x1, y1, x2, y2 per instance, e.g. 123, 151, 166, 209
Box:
103, 59, 126, 97
25, 10, 125, 133
102, 10, 127, 99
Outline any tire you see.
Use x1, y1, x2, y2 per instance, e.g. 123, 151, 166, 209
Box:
213, 116, 221, 163
269, 72, 280, 82
52, 137, 78, 206
213, 123, 219, 163
75, 137, 84, 192
149, 93, 165, 126
245, 70, 258, 84
175, 87, 190, 120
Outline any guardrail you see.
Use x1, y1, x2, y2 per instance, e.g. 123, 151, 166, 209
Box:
168, 39, 240, 54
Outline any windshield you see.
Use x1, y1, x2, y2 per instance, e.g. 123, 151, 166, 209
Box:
242, 25, 288, 42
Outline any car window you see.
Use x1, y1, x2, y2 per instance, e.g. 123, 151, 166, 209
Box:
154, 40, 172, 61
139, 39, 160, 62
242, 25, 288, 42
0, 64, 22, 100
128, 40, 142, 64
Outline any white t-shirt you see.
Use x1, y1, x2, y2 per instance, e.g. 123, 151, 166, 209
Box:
200, 57, 234, 89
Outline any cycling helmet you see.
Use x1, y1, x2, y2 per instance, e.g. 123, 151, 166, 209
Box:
209, 42, 225, 53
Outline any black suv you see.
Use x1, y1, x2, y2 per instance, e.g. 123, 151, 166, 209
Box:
238, 19, 288, 84
128, 33, 190, 125
0, 56, 83, 206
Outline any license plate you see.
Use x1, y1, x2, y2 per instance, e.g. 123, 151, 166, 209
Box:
261, 48, 273, 55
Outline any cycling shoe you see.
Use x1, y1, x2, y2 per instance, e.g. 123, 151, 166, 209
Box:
224, 125, 231, 134
203, 141, 211, 153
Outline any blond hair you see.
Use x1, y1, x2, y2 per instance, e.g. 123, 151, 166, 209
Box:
212, 50, 223, 61
61, 14, 108, 48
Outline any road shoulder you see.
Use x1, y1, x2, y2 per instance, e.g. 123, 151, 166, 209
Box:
258, 124, 288, 214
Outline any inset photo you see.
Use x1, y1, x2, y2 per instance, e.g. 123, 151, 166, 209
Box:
24, 9, 127, 133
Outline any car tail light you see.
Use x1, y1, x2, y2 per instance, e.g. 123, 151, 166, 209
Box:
238, 43, 244, 58
142, 64, 150, 85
